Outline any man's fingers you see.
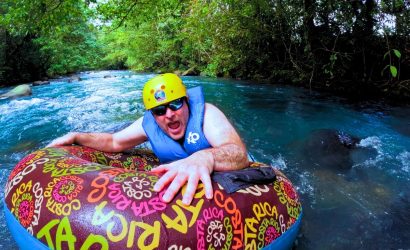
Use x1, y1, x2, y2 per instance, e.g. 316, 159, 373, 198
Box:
162, 174, 187, 203
200, 171, 214, 199
153, 169, 175, 192
152, 162, 214, 205
182, 175, 200, 205
150, 164, 168, 173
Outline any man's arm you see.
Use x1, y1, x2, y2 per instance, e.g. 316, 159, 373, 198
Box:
47, 117, 148, 152
151, 103, 248, 205
203, 103, 249, 171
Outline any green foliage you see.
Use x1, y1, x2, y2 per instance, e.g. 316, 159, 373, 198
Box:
323, 53, 338, 79
184, 1, 248, 76
393, 49, 401, 59
97, 0, 187, 72
2, 0, 88, 36
36, 25, 104, 76
382, 48, 401, 78
1, 0, 104, 83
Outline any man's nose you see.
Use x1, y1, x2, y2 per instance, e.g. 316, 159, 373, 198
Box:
164, 107, 175, 118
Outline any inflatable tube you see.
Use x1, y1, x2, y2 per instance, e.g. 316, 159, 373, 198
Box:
4, 146, 302, 249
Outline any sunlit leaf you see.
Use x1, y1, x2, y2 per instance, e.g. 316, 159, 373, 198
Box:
393, 49, 401, 59
390, 65, 397, 77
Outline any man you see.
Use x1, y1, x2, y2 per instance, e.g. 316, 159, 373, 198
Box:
48, 73, 248, 205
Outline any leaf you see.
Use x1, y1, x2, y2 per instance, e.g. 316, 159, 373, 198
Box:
393, 49, 401, 59
390, 65, 397, 77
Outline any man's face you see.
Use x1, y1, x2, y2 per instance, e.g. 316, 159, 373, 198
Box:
153, 99, 189, 140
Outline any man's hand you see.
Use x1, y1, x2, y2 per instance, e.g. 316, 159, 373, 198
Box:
151, 150, 214, 205
47, 132, 77, 147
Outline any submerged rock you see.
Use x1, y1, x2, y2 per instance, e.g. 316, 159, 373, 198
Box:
68, 76, 82, 82
0, 84, 32, 99
32, 80, 50, 86
302, 129, 360, 171
300, 129, 378, 174
363, 191, 410, 248
388, 191, 410, 240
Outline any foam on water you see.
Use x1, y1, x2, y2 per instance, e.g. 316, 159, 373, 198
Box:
0, 98, 46, 115
81, 95, 105, 104
296, 171, 315, 199
356, 136, 385, 166
123, 90, 142, 98
355, 136, 410, 181
357, 136, 382, 149
270, 154, 288, 170
397, 151, 410, 173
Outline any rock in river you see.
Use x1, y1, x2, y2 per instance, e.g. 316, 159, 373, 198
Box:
0, 84, 32, 99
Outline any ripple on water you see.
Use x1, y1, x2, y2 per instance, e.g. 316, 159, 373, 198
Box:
355, 136, 410, 181
0, 98, 46, 116
397, 151, 410, 173
296, 171, 315, 200
354, 136, 385, 167
270, 154, 288, 170
357, 136, 382, 151
81, 95, 105, 104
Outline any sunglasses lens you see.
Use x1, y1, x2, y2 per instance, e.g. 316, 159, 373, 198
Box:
151, 98, 185, 116
169, 98, 184, 111
151, 105, 166, 116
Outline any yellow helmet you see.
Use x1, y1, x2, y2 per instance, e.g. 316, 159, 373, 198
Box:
143, 73, 187, 110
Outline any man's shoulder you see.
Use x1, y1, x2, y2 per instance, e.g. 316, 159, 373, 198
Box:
204, 102, 217, 110
204, 103, 227, 120
204, 103, 218, 115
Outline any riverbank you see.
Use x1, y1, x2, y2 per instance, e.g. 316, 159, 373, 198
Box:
2, 69, 409, 105
180, 69, 410, 105
293, 79, 410, 105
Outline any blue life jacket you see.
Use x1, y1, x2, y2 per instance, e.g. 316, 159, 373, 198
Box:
142, 86, 212, 163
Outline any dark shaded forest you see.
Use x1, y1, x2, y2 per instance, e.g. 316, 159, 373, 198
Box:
1, 0, 409, 100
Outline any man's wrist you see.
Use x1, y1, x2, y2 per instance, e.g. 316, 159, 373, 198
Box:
192, 150, 214, 173
206, 149, 215, 173
69, 132, 79, 144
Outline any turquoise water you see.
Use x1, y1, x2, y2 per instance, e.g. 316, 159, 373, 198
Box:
0, 71, 409, 249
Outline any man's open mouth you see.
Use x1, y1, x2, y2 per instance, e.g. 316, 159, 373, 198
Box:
168, 121, 180, 130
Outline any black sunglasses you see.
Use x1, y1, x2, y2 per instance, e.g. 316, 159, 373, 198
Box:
151, 97, 185, 116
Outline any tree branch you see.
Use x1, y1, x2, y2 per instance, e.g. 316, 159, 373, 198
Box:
111, 1, 140, 31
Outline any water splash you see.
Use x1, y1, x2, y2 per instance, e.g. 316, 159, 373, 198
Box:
356, 136, 410, 181
296, 171, 315, 198
0, 98, 46, 115
397, 151, 410, 173
270, 154, 287, 170
356, 136, 385, 167
357, 136, 382, 150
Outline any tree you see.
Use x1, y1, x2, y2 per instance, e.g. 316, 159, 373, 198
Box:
1, 0, 104, 83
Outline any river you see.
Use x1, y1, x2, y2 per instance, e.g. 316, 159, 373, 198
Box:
0, 70, 409, 249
